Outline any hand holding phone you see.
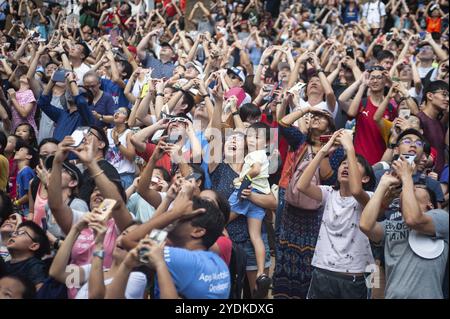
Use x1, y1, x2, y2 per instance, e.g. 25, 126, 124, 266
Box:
92, 199, 117, 222
70, 127, 89, 147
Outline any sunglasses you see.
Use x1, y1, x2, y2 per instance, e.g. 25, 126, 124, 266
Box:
368, 66, 386, 72
168, 117, 190, 124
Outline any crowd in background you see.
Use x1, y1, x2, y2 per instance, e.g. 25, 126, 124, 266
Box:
0, 0, 448, 300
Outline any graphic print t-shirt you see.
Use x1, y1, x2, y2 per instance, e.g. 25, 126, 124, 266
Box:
154, 247, 230, 299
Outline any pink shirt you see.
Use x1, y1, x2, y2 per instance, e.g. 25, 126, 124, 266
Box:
32, 183, 47, 228
67, 219, 119, 298
11, 89, 37, 133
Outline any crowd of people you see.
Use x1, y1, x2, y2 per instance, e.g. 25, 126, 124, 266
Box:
0, 0, 448, 300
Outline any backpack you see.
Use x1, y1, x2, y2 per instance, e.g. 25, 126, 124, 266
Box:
228, 243, 247, 299
285, 144, 322, 210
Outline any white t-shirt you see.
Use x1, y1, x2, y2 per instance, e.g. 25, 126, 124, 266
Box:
362, 1, 386, 27
418, 66, 438, 82
235, 150, 270, 194
74, 63, 91, 85
312, 186, 375, 273
75, 264, 147, 299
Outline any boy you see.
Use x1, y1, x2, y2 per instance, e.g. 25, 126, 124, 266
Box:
13, 144, 38, 216
4, 221, 50, 292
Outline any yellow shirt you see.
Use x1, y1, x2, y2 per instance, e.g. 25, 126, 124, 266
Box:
0, 155, 9, 192
379, 118, 394, 145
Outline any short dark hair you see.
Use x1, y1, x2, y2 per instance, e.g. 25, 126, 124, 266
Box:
190, 196, 225, 249
376, 50, 395, 62
38, 138, 59, 154
17, 221, 51, 259
117, 59, 133, 79
0, 275, 36, 299
423, 80, 449, 103
334, 153, 376, 192
239, 103, 261, 122
154, 166, 171, 183
89, 126, 109, 157
15, 143, 39, 169
248, 122, 271, 142
182, 92, 195, 114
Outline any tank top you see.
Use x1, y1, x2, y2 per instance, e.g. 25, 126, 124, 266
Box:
32, 183, 47, 228
105, 128, 136, 175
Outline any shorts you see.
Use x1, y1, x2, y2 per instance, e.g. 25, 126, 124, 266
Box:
229, 189, 266, 220
238, 232, 272, 271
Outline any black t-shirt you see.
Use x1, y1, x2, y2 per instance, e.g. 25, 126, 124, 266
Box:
5, 257, 47, 286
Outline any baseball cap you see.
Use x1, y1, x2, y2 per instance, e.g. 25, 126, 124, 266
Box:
309, 109, 336, 131
278, 61, 291, 71
185, 61, 204, 76
160, 41, 174, 52
45, 155, 83, 188
227, 67, 246, 82
409, 226, 445, 259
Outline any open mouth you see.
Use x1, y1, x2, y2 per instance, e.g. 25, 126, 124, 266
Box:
6, 238, 15, 246
341, 170, 349, 177
408, 150, 417, 155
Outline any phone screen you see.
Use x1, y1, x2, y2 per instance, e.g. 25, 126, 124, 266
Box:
70, 127, 89, 147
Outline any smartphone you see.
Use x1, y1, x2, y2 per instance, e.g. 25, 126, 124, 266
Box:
138, 229, 168, 263
166, 134, 181, 144
140, 83, 150, 98
346, 46, 354, 59
419, 31, 426, 41
94, 198, 117, 222
398, 109, 411, 119
109, 27, 120, 47
70, 127, 89, 147
402, 154, 416, 165
288, 82, 306, 95
319, 135, 333, 143
185, 172, 202, 182
52, 69, 68, 83
236, 176, 252, 201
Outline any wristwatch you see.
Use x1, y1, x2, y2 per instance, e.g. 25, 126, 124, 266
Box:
93, 250, 105, 259
232, 111, 240, 116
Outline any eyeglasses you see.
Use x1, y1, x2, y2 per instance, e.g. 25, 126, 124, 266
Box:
11, 230, 36, 242
87, 128, 102, 141
168, 117, 190, 124
114, 109, 128, 116
399, 138, 424, 148
432, 90, 449, 98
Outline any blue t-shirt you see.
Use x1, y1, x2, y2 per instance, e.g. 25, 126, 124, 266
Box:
154, 247, 230, 299
100, 78, 130, 109
17, 166, 35, 209
93, 92, 116, 128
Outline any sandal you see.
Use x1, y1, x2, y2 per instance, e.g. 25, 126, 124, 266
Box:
252, 274, 272, 299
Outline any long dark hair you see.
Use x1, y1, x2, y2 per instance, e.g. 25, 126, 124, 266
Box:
15, 123, 38, 149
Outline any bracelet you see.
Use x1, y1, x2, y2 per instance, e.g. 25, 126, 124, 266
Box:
232, 111, 240, 116
91, 170, 104, 179
202, 94, 209, 99
317, 69, 324, 74
388, 143, 396, 149
69, 80, 77, 84
14, 200, 20, 206
156, 92, 164, 97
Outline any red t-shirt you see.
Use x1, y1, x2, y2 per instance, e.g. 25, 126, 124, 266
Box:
8, 157, 18, 199
261, 113, 289, 171
354, 97, 397, 165
163, 0, 186, 17
215, 235, 232, 266
136, 143, 172, 172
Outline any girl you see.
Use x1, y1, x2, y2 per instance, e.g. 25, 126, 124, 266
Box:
49, 215, 147, 299
7, 68, 38, 135
228, 122, 272, 298
105, 107, 136, 190
14, 123, 38, 150
297, 129, 376, 299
